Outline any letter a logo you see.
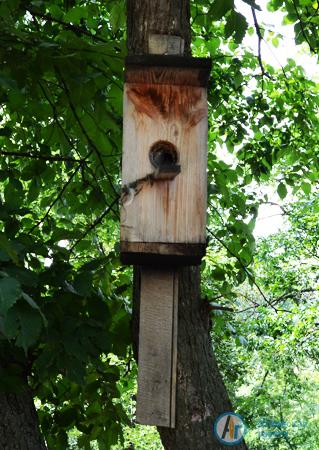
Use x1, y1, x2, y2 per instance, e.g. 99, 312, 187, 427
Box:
214, 412, 246, 445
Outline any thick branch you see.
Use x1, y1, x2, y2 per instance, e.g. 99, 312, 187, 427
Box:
27, 9, 109, 44
69, 195, 119, 252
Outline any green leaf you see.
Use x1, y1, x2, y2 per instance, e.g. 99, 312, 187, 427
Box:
0, 277, 21, 315
4, 178, 24, 209
210, 0, 234, 20
225, 10, 248, 43
55, 407, 78, 428
22, 292, 47, 326
64, 5, 89, 24
73, 271, 93, 297
301, 182, 311, 195
0, 126, 12, 136
212, 267, 225, 281
109, 1, 126, 32
277, 182, 288, 199
0, 233, 19, 264
15, 302, 43, 352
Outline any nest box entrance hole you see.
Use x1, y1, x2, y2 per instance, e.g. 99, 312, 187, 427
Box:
149, 140, 181, 180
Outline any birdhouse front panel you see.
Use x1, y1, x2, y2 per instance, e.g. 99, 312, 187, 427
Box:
120, 56, 211, 265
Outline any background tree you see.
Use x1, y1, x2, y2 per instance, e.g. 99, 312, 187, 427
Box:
127, 2, 248, 449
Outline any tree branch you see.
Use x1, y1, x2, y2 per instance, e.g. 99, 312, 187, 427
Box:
27, 9, 110, 45
270, 288, 317, 306
28, 150, 93, 234
291, 0, 317, 53
251, 7, 272, 85
57, 70, 120, 200
0, 149, 83, 163
207, 227, 279, 311
209, 304, 234, 312
69, 195, 119, 253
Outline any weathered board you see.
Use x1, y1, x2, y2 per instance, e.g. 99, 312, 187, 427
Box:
148, 34, 184, 55
136, 268, 178, 427
120, 56, 211, 265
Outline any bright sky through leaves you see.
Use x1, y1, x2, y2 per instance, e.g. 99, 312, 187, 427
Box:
233, 0, 318, 237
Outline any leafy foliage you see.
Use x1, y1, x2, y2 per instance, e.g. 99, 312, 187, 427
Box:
0, 0, 130, 447
1, 0, 319, 449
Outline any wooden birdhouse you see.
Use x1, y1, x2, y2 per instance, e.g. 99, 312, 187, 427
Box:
120, 55, 211, 265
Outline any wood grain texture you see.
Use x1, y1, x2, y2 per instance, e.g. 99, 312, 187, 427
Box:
120, 63, 208, 260
136, 269, 178, 427
148, 34, 184, 55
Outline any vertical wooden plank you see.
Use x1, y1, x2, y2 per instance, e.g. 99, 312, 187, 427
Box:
136, 268, 178, 427
170, 270, 178, 427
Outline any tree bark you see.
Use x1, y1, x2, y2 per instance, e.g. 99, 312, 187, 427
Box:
0, 378, 47, 450
127, 1, 249, 449
127, 0, 191, 56
159, 267, 248, 450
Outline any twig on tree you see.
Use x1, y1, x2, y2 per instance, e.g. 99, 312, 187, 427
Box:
57, 71, 120, 200
27, 8, 120, 48
0, 149, 83, 163
270, 288, 317, 306
291, 0, 317, 53
209, 304, 234, 312
87, 63, 123, 90
251, 7, 272, 87
28, 150, 93, 234
206, 227, 280, 312
69, 195, 119, 253
260, 201, 288, 215
39, 80, 83, 159
40, 80, 120, 219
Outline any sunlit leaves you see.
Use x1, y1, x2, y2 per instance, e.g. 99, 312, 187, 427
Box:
269, 0, 319, 52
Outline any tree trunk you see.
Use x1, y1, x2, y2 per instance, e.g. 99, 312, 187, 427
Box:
127, 1, 249, 449
0, 377, 47, 450
159, 267, 248, 449
127, 0, 191, 56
